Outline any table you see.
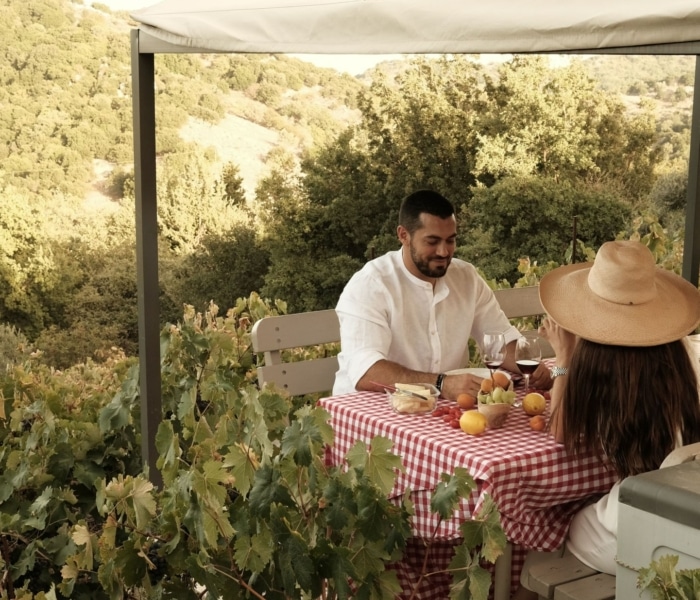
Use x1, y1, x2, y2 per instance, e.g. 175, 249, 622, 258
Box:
317, 377, 618, 599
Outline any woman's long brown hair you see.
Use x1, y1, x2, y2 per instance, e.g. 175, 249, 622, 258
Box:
558, 338, 700, 478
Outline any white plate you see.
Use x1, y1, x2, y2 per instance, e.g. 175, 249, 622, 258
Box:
444, 367, 490, 378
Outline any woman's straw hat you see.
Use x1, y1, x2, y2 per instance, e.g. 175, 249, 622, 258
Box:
539, 240, 700, 346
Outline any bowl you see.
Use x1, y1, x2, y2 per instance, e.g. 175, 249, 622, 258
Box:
477, 402, 511, 429
387, 383, 439, 415
477, 370, 516, 404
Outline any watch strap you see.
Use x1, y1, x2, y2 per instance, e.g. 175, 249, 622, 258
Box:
435, 373, 446, 393
550, 366, 568, 378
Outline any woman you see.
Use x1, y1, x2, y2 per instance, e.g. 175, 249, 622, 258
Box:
514, 240, 700, 599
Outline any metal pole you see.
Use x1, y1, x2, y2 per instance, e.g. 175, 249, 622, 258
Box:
131, 29, 162, 488
682, 56, 700, 285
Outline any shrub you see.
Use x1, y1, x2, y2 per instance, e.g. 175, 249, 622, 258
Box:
0, 323, 32, 369
0, 294, 506, 598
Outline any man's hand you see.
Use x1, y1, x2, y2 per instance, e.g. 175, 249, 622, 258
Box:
527, 362, 553, 390
440, 373, 484, 401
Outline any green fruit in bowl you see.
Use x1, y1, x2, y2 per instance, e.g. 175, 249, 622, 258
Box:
478, 387, 517, 405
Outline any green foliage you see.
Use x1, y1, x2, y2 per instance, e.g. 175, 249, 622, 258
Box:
637, 554, 700, 599
161, 224, 271, 320
258, 54, 675, 310
0, 324, 32, 369
464, 175, 631, 282
0, 296, 507, 598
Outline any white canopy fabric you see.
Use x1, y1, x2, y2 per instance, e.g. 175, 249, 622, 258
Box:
131, 0, 700, 55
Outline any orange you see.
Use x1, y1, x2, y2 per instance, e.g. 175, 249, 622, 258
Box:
456, 393, 476, 410
522, 392, 546, 416
480, 378, 494, 393
529, 415, 547, 431
459, 411, 488, 436
492, 371, 510, 389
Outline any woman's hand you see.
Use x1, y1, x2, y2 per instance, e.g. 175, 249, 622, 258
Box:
538, 316, 577, 367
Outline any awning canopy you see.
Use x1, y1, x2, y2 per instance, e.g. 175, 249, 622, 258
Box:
132, 0, 700, 54
129, 0, 700, 484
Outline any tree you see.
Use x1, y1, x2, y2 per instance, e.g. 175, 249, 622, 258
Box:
464, 175, 631, 281
0, 189, 56, 336
476, 56, 660, 201
162, 224, 271, 317
221, 161, 247, 207
156, 146, 245, 255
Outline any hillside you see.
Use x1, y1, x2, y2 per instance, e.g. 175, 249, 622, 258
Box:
2, 0, 366, 224
4, 0, 695, 223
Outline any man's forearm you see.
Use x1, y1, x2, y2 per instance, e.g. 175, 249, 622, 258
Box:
356, 360, 438, 392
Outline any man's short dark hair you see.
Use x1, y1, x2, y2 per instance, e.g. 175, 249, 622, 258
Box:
399, 190, 455, 233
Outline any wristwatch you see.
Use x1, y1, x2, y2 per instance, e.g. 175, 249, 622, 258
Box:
435, 373, 446, 394
550, 366, 568, 379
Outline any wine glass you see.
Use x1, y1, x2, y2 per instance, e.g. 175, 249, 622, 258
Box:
482, 331, 506, 378
515, 330, 542, 394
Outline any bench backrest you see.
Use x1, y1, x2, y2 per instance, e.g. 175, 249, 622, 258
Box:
250, 309, 340, 396
250, 286, 549, 396
494, 287, 554, 358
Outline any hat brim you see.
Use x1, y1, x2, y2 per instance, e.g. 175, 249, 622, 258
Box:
539, 262, 700, 346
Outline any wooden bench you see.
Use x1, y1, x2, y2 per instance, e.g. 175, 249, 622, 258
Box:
250, 286, 549, 396
522, 442, 700, 599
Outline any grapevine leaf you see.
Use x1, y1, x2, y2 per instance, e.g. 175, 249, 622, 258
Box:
349, 540, 390, 580
234, 525, 274, 573
192, 460, 228, 506
346, 436, 404, 496
248, 464, 295, 517
71, 525, 94, 571
431, 467, 476, 520
468, 565, 493, 600
355, 484, 393, 542
278, 527, 315, 594
98, 390, 132, 433
155, 421, 181, 483
460, 495, 506, 562
224, 443, 257, 496
129, 477, 156, 531
281, 409, 327, 466
113, 538, 147, 587
322, 476, 357, 530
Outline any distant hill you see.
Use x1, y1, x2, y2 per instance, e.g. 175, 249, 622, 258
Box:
4, 0, 694, 223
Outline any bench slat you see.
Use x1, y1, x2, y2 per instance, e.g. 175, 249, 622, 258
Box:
256, 356, 339, 397
528, 554, 598, 599
553, 573, 616, 600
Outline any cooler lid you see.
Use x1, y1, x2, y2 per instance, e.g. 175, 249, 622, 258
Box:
619, 462, 700, 528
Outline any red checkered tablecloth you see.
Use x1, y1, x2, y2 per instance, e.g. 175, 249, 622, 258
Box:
317, 380, 617, 598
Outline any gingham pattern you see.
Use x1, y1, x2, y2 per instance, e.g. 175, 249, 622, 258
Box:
318, 377, 618, 597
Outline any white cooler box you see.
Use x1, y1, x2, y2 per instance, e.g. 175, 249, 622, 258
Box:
617, 461, 700, 598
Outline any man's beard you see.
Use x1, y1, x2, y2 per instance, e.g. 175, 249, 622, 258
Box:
410, 244, 450, 278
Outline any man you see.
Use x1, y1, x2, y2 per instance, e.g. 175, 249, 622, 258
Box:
333, 189, 549, 398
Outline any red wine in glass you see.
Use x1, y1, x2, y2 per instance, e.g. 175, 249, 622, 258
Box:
515, 360, 539, 375
482, 332, 506, 378
515, 332, 542, 394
